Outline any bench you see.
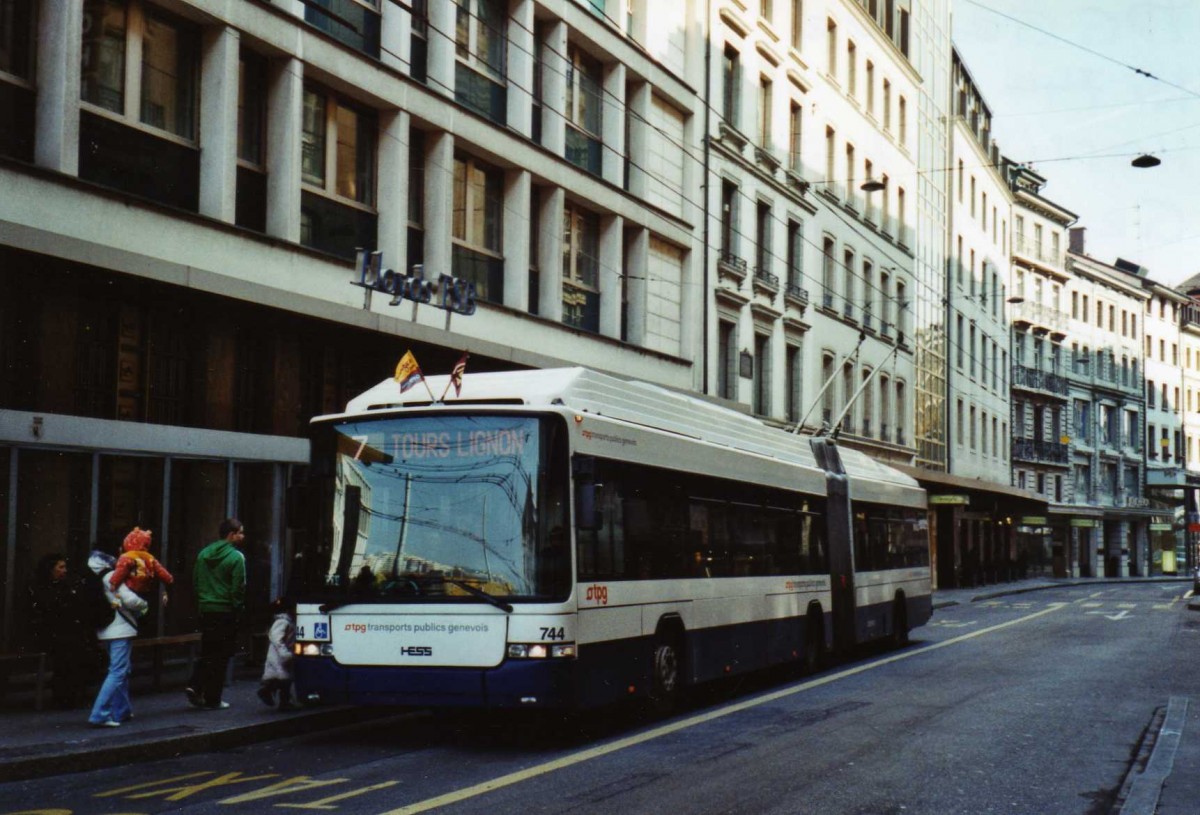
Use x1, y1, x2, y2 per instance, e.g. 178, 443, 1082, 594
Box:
0, 651, 48, 710
131, 633, 202, 691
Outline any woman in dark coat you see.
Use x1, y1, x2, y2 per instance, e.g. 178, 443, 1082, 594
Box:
26, 552, 101, 708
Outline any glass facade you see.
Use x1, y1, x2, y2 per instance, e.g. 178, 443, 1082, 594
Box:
912, 0, 951, 471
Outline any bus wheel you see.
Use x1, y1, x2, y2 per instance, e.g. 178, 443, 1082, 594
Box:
892, 597, 910, 648
649, 639, 681, 714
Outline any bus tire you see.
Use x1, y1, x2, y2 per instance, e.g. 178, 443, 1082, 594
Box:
649, 636, 682, 715
892, 596, 910, 648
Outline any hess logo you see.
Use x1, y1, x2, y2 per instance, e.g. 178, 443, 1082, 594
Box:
400, 646, 433, 657
584, 584, 608, 605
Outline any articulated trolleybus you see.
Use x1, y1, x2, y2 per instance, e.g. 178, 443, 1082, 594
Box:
292, 368, 931, 711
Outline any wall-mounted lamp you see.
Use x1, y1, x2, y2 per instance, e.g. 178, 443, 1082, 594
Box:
31, 416, 43, 440
1006, 296, 1025, 305
1132, 154, 1161, 169
860, 179, 887, 193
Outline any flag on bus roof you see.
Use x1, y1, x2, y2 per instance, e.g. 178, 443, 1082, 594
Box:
449, 352, 469, 397
394, 350, 424, 393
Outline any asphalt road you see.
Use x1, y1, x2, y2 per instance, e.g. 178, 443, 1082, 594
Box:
2, 582, 1196, 815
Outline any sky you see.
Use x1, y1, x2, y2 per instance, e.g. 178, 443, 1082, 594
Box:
952, 0, 1200, 288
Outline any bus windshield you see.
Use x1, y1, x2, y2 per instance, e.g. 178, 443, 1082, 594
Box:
308, 414, 570, 603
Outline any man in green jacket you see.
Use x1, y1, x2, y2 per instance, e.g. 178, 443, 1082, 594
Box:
185, 518, 246, 710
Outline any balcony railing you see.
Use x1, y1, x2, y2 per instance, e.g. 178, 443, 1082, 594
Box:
1010, 300, 1068, 336
1013, 234, 1062, 267
785, 282, 809, 306
718, 251, 747, 280
753, 267, 779, 294
1011, 437, 1070, 464
1011, 364, 1069, 396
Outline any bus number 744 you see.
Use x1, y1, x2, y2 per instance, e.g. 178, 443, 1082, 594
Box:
540, 627, 566, 640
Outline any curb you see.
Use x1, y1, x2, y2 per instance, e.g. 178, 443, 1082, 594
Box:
1119, 697, 1189, 815
0, 706, 404, 784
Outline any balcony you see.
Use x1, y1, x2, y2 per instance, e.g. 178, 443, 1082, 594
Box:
1011, 364, 1069, 397
752, 267, 780, 296
1011, 437, 1070, 465
754, 145, 782, 173
1013, 234, 1063, 267
718, 251, 748, 283
1009, 299, 1068, 339
784, 282, 809, 308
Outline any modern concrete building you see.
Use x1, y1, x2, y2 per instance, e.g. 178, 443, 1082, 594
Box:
0, 0, 711, 647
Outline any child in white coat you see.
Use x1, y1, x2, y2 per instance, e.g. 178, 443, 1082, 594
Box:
257, 598, 296, 711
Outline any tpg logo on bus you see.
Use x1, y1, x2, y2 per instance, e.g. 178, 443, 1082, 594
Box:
353, 250, 477, 316
583, 584, 609, 605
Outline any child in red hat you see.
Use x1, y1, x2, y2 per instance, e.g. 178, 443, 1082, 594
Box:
109, 527, 175, 598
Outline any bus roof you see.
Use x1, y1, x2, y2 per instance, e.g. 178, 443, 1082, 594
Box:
340, 367, 920, 496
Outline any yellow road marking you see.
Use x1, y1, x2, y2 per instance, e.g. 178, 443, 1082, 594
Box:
220, 776, 350, 804
374, 603, 1069, 815
1117, 603, 1137, 609
95, 772, 214, 797
278, 781, 401, 810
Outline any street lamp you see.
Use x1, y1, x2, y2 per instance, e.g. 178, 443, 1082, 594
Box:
1132, 154, 1161, 168
860, 178, 887, 192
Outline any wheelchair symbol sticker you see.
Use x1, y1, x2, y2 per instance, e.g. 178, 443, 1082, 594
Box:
314, 621, 329, 639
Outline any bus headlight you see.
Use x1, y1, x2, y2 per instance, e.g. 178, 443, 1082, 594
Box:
507, 643, 576, 659
296, 642, 333, 657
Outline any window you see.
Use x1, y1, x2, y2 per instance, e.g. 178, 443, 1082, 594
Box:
865, 61, 874, 115
879, 374, 891, 441
786, 343, 802, 423
882, 79, 891, 131
566, 46, 603, 174
762, 0, 774, 23
821, 352, 836, 423
753, 333, 771, 415
0, 0, 35, 79
756, 201, 772, 274
721, 180, 739, 256
722, 45, 740, 127
824, 126, 836, 191
786, 220, 804, 289
791, 0, 803, 49
455, 0, 507, 122
452, 153, 504, 301
301, 87, 376, 206
898, 95, 906, 146
563, 202, 601, 332
788, 101, 803, 173
82, 0, 198, 140
895, 381, 905, 444
758, 75, 773, 146
846, 40, 856, 96
826, 18, 837, 78
718, 321, 738, 400
235, 52, 268, 231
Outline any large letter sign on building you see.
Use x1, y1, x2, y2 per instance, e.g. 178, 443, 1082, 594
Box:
352, 250, 477, 316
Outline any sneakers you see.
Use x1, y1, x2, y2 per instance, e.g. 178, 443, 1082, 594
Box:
202, 701, 231, 710
185, 687, 204, 709
256, 687, 275, 707
89, 720, 120, 728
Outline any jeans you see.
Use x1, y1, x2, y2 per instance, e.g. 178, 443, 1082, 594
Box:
88, 637, 133, 725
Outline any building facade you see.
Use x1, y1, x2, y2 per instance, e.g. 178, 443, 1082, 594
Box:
0, 0, 711, 648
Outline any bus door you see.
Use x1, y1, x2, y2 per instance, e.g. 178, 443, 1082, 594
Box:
811, 438, 856, 652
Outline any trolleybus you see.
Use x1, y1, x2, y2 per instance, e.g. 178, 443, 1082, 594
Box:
291, 367, 931, 711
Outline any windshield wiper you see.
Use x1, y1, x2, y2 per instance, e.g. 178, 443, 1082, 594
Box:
442, 578, 513, 613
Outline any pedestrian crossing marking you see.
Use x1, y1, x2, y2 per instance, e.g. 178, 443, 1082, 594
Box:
1082, 602, 1103, 608
1117, 603, 1137, 609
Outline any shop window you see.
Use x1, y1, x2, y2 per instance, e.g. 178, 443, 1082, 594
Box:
452, 153, 504, 303
562, 203, 601, 332
455, 0, 506, 123
300, 86, 378, 259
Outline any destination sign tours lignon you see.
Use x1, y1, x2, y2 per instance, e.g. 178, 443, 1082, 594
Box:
352, 249, 478, 316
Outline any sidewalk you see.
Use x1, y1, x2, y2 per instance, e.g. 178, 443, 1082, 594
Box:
0, 676, 389, 783
1, 576, 1195, 796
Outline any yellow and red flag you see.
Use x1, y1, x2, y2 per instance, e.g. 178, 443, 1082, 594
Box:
394, 350, 424, 393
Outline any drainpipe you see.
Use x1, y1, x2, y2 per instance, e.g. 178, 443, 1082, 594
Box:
701, 0, 712, 395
